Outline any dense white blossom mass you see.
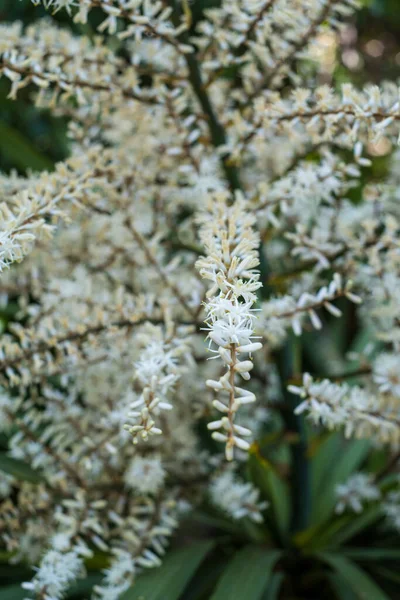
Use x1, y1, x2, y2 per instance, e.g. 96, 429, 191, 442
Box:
0, 0, 400, 598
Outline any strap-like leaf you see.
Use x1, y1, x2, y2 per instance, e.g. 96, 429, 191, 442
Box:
0, 453, 44, 484
311, 431, 341, 502
0, 121, 53, 172
295, 505, 381, 552
328, 506, 381, 548
210, 546, 281, 600
262, 572, 284, 600
248, 448, 289, 543
121, 540, 213, 600
342, 548, 400, 561
319, 553, 390, 600
0, 584, 26, 600
328, 573, 358, 599
313, 439, 370, 524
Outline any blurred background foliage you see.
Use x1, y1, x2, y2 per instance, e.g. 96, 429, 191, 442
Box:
2, 1, 400, 599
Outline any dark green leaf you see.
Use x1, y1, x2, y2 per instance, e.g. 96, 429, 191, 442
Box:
295, 506, 380, 552
313, 439, 370, 524
328, 573, 358, 600
67, 573, 103, 598
180, 555, 226, 600
121, 541, 213, 600
0, 453, 44, 484
328, 506, 382, 548
262, 572, 284, 600
210, 546, 281, 600
319, 553, 390, 600
342, 548, 400, 561
373, 566, 400, 585
248, 449, 289, 543
0, 121, 53, 172
191, 510, 244, 536
310, 431, 341, 510
0, 584, 26, 600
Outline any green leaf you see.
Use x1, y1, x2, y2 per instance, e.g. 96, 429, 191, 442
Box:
0, 453, 44, 484
296, 505, 381, 552
373, 566, 400, 585
0, 584, 26, 600
67, 573, 103, 598
313, 439, 370, 524
319, 553, 390, 600
210, 546, 281, 600
121, 541, 213, 600
248, 448, 289, 543
0, 121, 53, 172
262, 572, 284, 600
191, 510, 244, 537
180, 557, 226, 600
342, 548, 400, 561
310, 431, 341, 504
328, 573, 358, 599
327, 506, 382, 548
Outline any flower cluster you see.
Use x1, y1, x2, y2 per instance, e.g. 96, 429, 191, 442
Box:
124, 325, 193, 443
335, 473, 400, 537
335, 473, 381, 514
196, 193, 262, 460
261, 273, 361, 343
94, 549, 135, 600
22, 548, 84, 600
31, 0, 190, 43
210, 470, 268, 523
0, 155, 95, 273
373, 353, 400, 398
289, 374, 400, 446
383, 490, 400, 532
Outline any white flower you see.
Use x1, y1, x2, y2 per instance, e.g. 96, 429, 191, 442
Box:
124, 455, 165, 494
0, 388, 13, 432
51, 532, 73, 553
261, 274, 361, 340
373, 353, 400, 398
335, 473, 380, 514
23, 549, 84, 600
2, 0, 400, 596
94, 549, 135, 600
134, 341, 180, 388
383, 490, 400, 531
210, 471, 268, 523
0, 472, 14, 498
124, 327, 192, 443
290, 374, 400, 445
196, 193, 262, 460
205, 297, 258, 348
